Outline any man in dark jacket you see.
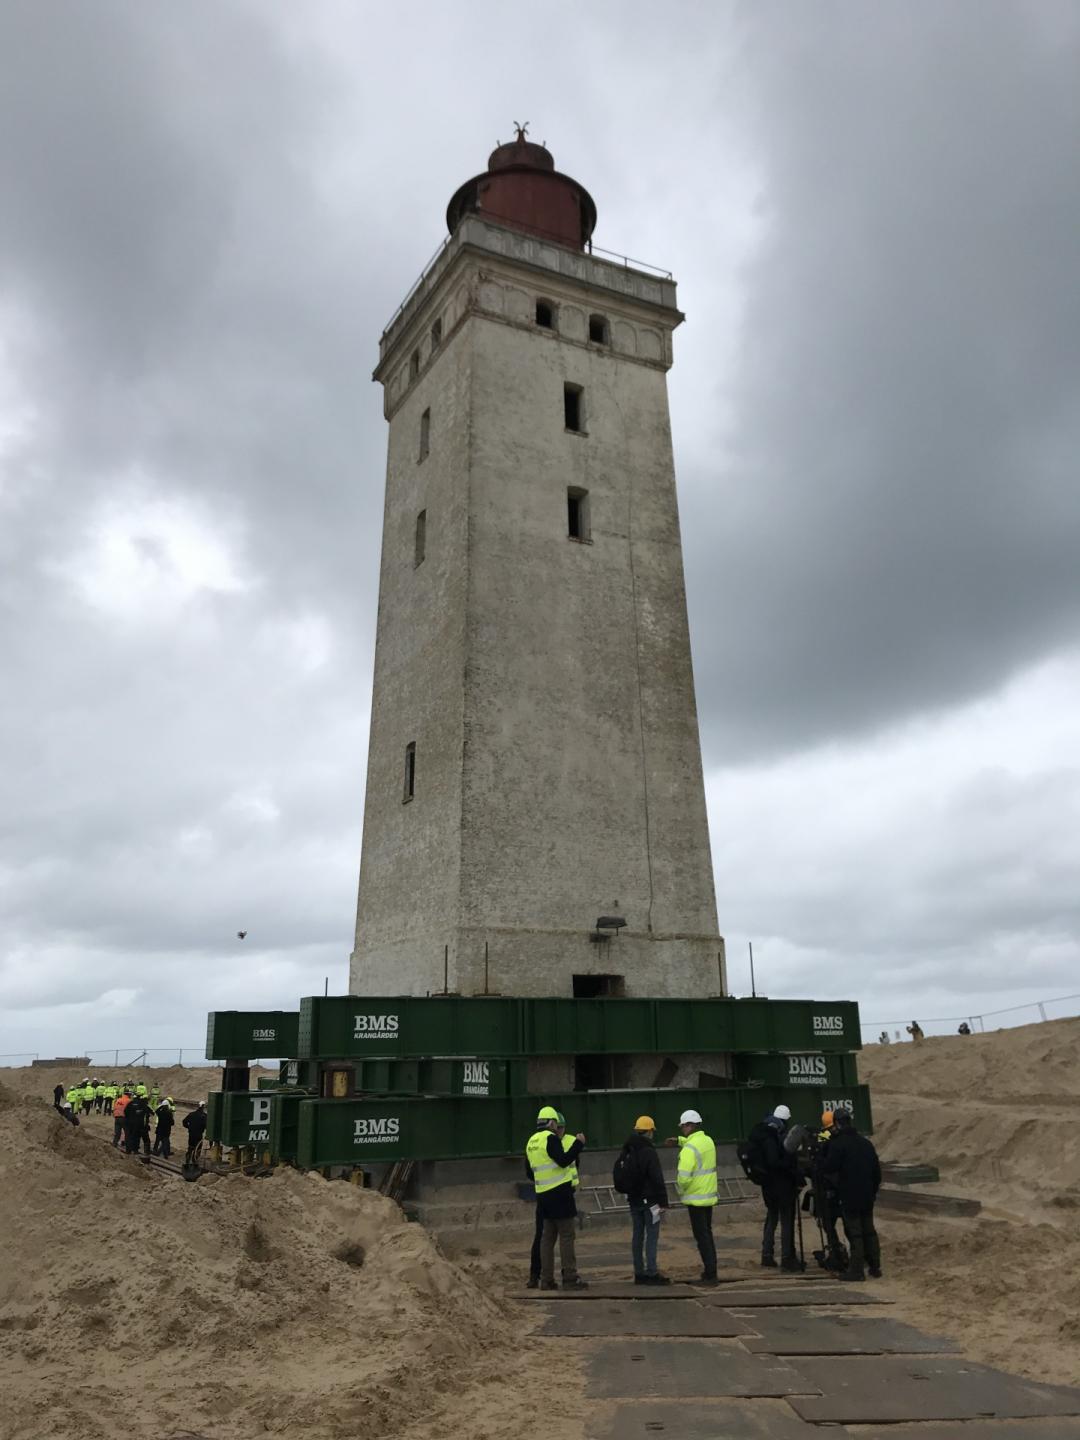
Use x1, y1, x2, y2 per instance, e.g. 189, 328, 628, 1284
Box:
746, 1105, 802, 1271
124, 1094, 152, 1155
822, 1109, 882, 1281
53, 1084, 64, 1111
621, 1116, 670, 1285
182, 1101, 208, 1166
152, 1098, 175, 1158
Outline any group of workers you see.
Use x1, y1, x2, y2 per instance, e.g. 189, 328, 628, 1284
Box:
524, 1101, 882, 1289
51, 1077, 208, 1165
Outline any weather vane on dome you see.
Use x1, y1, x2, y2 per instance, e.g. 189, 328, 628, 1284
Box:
513, 120, 530, 142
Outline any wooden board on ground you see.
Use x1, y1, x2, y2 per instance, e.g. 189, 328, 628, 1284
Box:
536, 1299, 758, 1338
740, 1310, 958, 1355
585, 1339, 819, 1399
785, 1356, 1080, 1424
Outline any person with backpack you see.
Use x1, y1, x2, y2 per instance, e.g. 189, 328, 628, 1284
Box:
822, 1109, 882, 1282
674, 1109, 719, 1285
614, 1116, 670, 1285
742, 1104, 803, 1271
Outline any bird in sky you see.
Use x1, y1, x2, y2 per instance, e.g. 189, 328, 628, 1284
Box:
237, 930, 248, 940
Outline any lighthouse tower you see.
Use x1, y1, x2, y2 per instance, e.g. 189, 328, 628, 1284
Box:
350, 132, 724, 1007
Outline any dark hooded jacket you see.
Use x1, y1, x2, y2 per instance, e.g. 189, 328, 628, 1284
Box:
822, 1125, 881, 1211
622, 1132, 668, 1209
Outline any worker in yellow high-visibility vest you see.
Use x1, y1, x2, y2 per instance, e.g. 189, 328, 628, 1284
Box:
525, 1106, 587, 1291
675, 1108, 718, 1285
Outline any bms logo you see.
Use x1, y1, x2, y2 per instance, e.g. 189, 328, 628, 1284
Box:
462, 1060, 490, 1095
353, 1117, 401, 1143
812, 1015, 844, 1036
787, 1054, 827, 1083
252, 1028, 276, 1041
249, 1098, 272, 1126
823, 1096, 853, 1115
353, 1014, 400, 1040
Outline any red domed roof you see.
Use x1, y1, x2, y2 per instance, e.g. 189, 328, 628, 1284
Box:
446, 132, 596, 251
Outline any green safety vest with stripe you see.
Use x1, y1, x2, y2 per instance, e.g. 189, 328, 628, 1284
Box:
526, 1129, 568, 1195
676, 1130, 718, 1207
105, 1085, 119, 1099
95, 1084, 106, 1098
65, 1088, 80, 1108
561, 1133, 579, 1189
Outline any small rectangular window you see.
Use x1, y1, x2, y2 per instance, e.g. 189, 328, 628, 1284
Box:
414, 509, 426, 568
564, 383, 583, 433
418, 407, 430, 462
403, 742, 416, 803
409, 348, 420, 381
536, 300, 554, 329
589, 314, 609, 345
430, 317, 442, 349
567, 487, 590, 542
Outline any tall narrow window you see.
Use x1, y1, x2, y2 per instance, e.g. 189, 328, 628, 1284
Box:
567, 487, 590, 542
588, 314, 610, 345
414, 509, 427, 568
409, 348, 420, 382
430, 317, 442, 349
564, 383, 583, 433
403, 742, 416, 803
418, 407, 430, 461
536, 300, 554, 329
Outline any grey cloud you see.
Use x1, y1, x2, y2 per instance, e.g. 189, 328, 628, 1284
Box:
682, 0, 1080, 761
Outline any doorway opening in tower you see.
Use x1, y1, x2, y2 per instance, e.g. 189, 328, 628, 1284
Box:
572, 974, 630, 1090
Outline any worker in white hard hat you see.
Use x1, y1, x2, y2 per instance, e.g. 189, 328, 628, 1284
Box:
674, 1109, 719, 1285
742, 1104, 802, 1272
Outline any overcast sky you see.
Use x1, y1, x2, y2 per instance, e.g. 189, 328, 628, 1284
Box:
2, 1, 1078, 1062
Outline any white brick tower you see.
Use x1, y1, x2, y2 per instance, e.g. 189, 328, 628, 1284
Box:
350, 132, 724, 1003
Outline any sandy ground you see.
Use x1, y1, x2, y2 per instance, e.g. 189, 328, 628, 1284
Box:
0, 1081, 562, 1440
3, 1016, 1078, 1436
854, 1014, 1080, 1387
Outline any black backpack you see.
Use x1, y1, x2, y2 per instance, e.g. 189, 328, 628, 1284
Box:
612, 1143, 642, 1195
737, 1126, 769, 1185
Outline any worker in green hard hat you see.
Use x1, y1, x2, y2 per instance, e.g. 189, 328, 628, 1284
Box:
525, 1105, 587, 1291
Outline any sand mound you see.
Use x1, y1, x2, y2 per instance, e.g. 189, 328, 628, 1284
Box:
860, 1013, 1080, 1215
856, 1015, 1080, 1386
0, 1084, 548, 1440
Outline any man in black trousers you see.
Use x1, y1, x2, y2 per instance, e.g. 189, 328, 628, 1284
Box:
823, 1109, 882, 1281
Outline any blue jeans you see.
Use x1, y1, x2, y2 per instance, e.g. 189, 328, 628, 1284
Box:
631, 1200, 661, 1276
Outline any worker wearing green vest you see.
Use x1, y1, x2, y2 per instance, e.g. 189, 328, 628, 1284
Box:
675, 1108, 719, 1284
94, 1081, 106, 1112
103, 1083, 118, 1116
525, 1105, 587, 1291
135, 1081, 148, 1100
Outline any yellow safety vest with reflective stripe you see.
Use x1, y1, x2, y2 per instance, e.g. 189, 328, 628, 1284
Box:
676, 1130, 718, 1207
135, 1084, 148, 1098
561, 1133, 579, 1189
526, 1129, 566, 1195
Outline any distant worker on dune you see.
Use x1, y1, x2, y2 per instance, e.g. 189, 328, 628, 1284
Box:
53, 1084, 63, 1111
906, 1021, 925, 1043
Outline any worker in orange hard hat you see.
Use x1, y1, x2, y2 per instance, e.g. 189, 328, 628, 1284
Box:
613, 1115, 671, 1285
807, 1109, 848, 1273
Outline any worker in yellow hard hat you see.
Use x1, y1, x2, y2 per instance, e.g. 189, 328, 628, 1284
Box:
524, 1105, 587, 1290
808, 1109, 847, 1273
614, 1115, 671, 1285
